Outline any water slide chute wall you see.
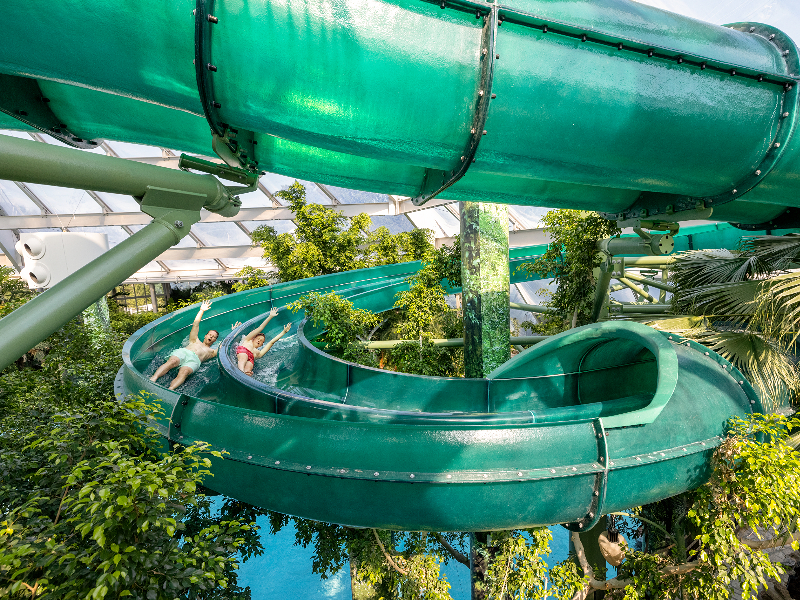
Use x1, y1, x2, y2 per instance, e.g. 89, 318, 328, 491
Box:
1, 0, 800, 227
117, 228, 761, 531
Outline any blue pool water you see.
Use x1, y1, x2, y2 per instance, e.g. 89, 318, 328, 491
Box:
236, 514, 572, 599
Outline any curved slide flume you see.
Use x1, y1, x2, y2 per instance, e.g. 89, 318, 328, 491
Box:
117, 234, 761, 531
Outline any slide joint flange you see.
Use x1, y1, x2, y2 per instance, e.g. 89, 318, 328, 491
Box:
0, 74, 101, 150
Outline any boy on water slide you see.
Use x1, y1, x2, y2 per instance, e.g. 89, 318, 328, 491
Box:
149, 300, 219, 390
235, 307, 292, 376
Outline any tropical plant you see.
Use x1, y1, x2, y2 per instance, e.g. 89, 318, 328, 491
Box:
665, 234, 800, 410
0, 278, 265, 599
515, 210, 621, 331
244, 182, 434, 285
568, 412, 800, 600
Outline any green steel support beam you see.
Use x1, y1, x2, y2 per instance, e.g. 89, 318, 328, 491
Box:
460, 201, 511, 379
509, 301, 557, 315
0, 135, 239, 217
0, 136, 241, 370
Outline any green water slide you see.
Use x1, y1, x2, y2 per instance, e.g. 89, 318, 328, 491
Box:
116, 226, 761, 531
1, 0, 800, 228
1, 0, 795, 530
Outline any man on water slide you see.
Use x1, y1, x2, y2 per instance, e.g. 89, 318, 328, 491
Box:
149, 300, 219, 390
235, 307, 292, 376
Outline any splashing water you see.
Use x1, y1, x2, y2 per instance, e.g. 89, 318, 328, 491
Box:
229, 334, 300, 387
142, 335, 222, 396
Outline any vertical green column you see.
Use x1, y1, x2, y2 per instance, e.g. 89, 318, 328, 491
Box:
460, 201, 510, 378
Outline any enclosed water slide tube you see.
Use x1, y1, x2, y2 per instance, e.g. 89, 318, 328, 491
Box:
117, 228, 761, 531
1, 0, 800, 228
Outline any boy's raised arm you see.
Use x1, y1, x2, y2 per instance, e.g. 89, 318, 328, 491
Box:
244, 307, 279, 341
255, 323, 291, 358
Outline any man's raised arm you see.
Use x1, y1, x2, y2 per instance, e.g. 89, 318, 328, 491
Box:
189, 299, 212, 343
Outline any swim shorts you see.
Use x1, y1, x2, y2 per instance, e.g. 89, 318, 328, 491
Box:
170, 347, 201, 373
236, 345, 255, 363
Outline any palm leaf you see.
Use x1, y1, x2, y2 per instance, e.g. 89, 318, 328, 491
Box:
754, 272, 800, 344
682, 329, 798, 412
670, 249, 762, 289
742, 234, 800, 272
676, 280, 761, 326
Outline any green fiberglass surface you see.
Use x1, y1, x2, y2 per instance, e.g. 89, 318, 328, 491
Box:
118, 230, 761, 531
2, 0, 800, 226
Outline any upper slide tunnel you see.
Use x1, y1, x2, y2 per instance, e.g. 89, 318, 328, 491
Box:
1, 0, 800, 229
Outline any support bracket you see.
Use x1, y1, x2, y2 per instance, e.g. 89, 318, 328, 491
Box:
0, 74, 101, 149
563, 419, 609, 532
411, 5, 497, 206
194, 0, 259, 172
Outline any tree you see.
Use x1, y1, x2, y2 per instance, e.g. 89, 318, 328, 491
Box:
515, 210, 620, 331
243, 182, 434, 285
567, 413, 800, 600
0, 280, 264, 599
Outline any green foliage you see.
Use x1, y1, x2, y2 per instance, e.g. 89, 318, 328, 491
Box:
0, 276, 260, 599
0, 395, 249, 599
393, 261, 451, 341
609, 412, 800, 600
516, 210, 620, 329
232, 266, 272, 292
248, 182, 433, 283
0, 267, 33, 318
666, 237, 800, 409
106, 301, 162, 336
481, 529, 586, 600
288, 292, 381, 364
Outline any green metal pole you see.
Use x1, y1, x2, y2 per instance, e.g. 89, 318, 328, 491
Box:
460, 201, 510, 379
0, 218, 190, 370
0, 135, 235, 215
0, 136, 241, 370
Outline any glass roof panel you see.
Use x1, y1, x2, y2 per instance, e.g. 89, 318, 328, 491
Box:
218, 257, 270, 270
136, 261, 165, 273
0, 129, 36, 140
236, 188, 274, 208
370, 215, 415, 234
260, 172, 298, 194
20, 227, 61, 234
243, 220, 296, 235
69, 226, 130, 247
105, 141, 163, 158
0, 180, 41, 215
260, 173, 330, 205
192, 222, 251, 246
94, 191, 140, 212
24, 184, 101, 215
509, 206, 547, 229
406, 206, 460, 238
128, 224, 197, 248
161, 259, 221, 271
324, 186, 391, 205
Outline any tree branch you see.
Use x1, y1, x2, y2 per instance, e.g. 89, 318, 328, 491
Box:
433, 532, 469, 567
372, 529, 408, 576
739, 530, 799, 550
569, 531, 701, 600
